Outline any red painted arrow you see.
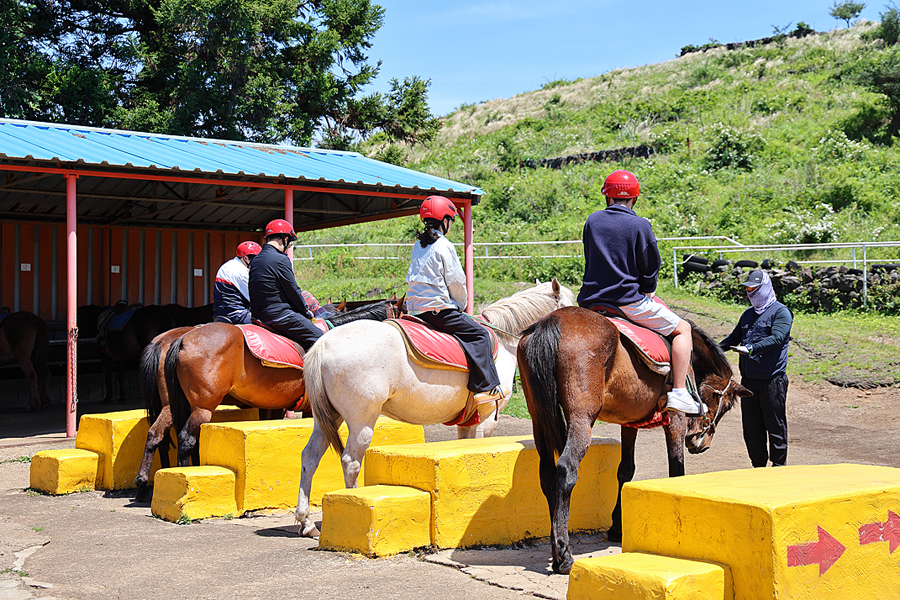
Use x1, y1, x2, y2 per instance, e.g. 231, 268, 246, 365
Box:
859, 510, 900, 554
787, 526, 846, 575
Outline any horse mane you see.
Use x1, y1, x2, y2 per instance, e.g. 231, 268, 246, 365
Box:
480, 281, 574, 342
687, 319, 732, 378
327, 300, 394, 326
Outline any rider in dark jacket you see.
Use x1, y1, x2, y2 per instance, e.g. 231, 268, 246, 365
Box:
248, 219, 323, 351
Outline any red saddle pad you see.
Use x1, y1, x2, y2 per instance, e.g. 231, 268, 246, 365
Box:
388, 315, 498, 371
604, 317, 671, 365
236, 324, 304, 369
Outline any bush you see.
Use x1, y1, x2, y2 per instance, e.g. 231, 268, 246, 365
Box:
703, 123, 764, 171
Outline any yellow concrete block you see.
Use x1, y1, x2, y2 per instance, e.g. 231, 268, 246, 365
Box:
75, 407, 258, 490
200, 416, 424, 513
623, 464, 900, 600
29, 449, 99, 495
567, 552, 731, 600
319, 485, 432, 557
149, 406, 260, 482
151, 466, 238, 522
364, 435, 620, 548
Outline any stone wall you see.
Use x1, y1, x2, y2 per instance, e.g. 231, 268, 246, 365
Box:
682, 259, 900, 312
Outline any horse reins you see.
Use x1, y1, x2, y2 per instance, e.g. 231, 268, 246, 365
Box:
697, 380, 735, 437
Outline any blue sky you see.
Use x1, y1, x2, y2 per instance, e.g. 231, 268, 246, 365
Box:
367, 0, 882, 116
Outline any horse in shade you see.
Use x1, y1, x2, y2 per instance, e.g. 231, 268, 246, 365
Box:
0, 309, 50, 412
517, 306, 751, 574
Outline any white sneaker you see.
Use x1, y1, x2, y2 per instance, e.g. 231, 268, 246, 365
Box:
666, 388, 703, 416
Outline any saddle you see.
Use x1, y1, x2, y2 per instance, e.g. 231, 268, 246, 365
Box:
387, 315, 499, 427
239, 323, 307, 412
96, 301, 143, 353
589, 302, 679, 430
238, 323, 305, 370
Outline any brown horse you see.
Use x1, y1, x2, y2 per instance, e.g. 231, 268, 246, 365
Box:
0, 310, 50, 412
134, 326, 194, 500
517, 306, 751, 574
167, 297, 406, 468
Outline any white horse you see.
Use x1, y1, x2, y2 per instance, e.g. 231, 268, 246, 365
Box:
295, 279, 575, 536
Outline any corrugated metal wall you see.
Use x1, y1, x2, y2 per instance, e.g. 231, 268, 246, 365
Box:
0, 222, 254, 321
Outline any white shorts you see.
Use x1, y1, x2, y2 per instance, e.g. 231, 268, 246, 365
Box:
618, 295, 681, 336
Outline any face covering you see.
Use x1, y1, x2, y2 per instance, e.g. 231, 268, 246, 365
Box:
747, 272, 776, 315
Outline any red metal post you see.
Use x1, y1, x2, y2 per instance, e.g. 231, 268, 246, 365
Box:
284, 188, 294, 226
461, 200, 474, 314
65, 174, 78, 437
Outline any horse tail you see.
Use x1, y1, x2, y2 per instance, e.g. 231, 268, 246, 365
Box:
140, 340, 163, 425
305, 343, 345, 456
519, 314, 567, 457
165, 337, 190, 439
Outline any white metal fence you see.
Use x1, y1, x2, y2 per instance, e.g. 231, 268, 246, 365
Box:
293, 236, 743, 262
672, 240, 900, 306
293, 237, 900, 306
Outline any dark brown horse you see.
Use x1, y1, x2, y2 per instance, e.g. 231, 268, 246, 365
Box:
0, 310, 50, 412
167, 297, 406, 469
517, 306, 751, 574
97, 304, 177, 404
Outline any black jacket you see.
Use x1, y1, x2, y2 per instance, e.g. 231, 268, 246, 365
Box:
248, 244, 314, 322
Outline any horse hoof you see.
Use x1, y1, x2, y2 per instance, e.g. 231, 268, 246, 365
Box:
299, 523, 320, 538
134, 484, 152, 503
552, 555, 574, 575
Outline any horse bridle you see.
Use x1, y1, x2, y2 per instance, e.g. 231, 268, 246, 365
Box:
696, 379, 736, 437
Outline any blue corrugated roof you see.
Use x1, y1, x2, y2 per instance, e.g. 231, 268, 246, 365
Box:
0, 118, 484, 196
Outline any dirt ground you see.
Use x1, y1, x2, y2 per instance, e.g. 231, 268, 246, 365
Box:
1, 369, 898, 600
1, 300, 898, 600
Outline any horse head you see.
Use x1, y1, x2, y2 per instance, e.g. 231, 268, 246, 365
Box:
684, 323, 752, 454
389, 294, 407, 318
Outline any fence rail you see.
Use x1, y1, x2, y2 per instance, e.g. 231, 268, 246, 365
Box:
672, 240, 900, 307
293, 236, 743, 262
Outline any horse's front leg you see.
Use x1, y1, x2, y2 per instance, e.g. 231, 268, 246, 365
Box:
134, 407, 173, 501
341, 423, 374, 489
663, 412, 686, 477
608, 425, 638, 543
551, 417, 592, 575
296, 423, 329, 537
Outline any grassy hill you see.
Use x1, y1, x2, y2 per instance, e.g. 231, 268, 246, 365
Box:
297, 21, 900, 307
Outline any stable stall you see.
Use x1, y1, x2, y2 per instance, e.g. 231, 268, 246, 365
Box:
0, 118, 483, 436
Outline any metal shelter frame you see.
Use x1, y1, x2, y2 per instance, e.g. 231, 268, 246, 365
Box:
0, 119, 484, 437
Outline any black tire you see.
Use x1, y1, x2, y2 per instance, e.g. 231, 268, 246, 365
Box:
847, 268, 864, 276
711, 259, 731, 269
871, 263, 900, 273
734, 259, 759, 269
761, 259, 776, 269
682, 254, 708, 266
682, 261, 709, 273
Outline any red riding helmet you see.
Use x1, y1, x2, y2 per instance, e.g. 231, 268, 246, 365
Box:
264, 219, 297, 242
419, 195, 458, 222
601, 170, 640, 199
236, 241, 261, 258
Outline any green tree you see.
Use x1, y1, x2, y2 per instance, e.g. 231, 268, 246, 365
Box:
1, 0, 438, 147
830, 0, 866, 27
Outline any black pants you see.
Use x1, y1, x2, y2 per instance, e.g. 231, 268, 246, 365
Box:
261, 313, 323, 352
740, 374, 789, 467
418, 309, 500, 393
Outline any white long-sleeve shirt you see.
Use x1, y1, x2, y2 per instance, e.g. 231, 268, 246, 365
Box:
405, 233, 468, 314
